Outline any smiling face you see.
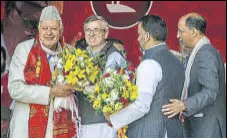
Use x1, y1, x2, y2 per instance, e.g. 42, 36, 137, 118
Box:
177, 18, 194, 49
84, 20, 108, 48
38, 20, 61, 50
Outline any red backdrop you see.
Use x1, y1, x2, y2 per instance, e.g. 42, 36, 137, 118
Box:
62, 1, 226, 67
1, 1, 226, 67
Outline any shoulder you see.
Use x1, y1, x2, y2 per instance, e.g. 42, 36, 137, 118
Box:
139, 59, 161, 69
11, 39, 35, 63
14, 39, 35, 54
195, 44, 221, 71
137, 59, 162, 81
138, 59, 162, 74
196, 44, 219, 62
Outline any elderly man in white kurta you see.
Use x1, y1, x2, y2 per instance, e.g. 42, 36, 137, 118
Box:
8, 6, 76, 138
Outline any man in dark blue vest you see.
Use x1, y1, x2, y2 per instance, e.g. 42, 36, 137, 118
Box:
105, 15, 185, 138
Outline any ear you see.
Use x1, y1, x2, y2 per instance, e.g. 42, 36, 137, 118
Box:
104, 30, 109, 39
191, 28, 198, 38
144, 32, 150, 42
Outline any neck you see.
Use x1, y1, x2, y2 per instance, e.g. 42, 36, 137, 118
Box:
144, 40, 164, 50
191, 35, 204, 48
49, 45, 58, 51
41, 43, 59, 56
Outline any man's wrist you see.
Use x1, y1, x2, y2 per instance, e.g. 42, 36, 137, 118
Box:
182, 100, 188, 112
106, 120, 113, 127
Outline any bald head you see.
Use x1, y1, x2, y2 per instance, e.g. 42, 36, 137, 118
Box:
179, 12, 206, 34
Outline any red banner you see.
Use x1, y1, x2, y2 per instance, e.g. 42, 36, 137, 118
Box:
61, 1, 226, 66
1, 1, 226, 66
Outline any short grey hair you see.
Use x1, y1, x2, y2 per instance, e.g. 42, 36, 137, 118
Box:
83, 15, 109, 32
185, 15, 206, 34
38, 6, 63, 32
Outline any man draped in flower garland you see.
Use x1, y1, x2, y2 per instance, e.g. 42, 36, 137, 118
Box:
8, 6, 76, 138
76, 15, 127, 138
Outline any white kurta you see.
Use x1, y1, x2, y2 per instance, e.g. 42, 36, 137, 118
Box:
8, 39, 51, 138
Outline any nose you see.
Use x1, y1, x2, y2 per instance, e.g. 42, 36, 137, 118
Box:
90, 30, 96, 35
47, 28, 53, 35
137, 35, 140, 42
45, 27, 55, 35
177, 32, 180, 39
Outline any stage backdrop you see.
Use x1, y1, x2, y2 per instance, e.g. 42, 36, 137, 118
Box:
62, 1, 226, 67
1, 1, 226, 67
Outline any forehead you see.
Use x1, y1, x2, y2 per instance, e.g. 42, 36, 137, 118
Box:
39, 20, 60, 27
137, 23, 144, 32
178, 17, 186, 28
85, 20, 103, 29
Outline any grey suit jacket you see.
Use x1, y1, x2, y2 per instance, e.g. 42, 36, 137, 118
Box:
183, 44, 226, 138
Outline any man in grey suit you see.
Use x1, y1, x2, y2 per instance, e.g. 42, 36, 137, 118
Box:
162, 12, 226, 138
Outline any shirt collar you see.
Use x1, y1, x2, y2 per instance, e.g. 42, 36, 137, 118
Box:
40, 40, 60, 56
143, 42, 166, 55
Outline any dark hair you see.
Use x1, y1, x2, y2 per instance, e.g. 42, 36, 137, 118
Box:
1, 47, 7, 73
139, 15, 167, 41
106, 38, 124, 45
185, 16, 206, 34
1, 47, 6, 61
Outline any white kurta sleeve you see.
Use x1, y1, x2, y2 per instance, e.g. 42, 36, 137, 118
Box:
110, 60, 162, 129
8, 40, 50, 105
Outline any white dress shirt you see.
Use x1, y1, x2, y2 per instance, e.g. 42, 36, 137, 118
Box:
110, 49, 168, 137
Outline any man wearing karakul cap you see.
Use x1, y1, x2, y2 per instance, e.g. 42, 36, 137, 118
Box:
8, 6, 77, 138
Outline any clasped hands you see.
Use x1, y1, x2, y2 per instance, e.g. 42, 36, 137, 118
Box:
50, 84, 75, 97
50, 80, 91, 97
161, 99, 185, 118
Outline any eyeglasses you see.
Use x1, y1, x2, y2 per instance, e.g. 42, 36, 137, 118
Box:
84, 28, 105, 35
177, 29, 184, 35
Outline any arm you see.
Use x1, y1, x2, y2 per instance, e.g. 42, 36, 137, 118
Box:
8, 42, 50, 105
183, 48, 219, 116
109, 60, 162, 129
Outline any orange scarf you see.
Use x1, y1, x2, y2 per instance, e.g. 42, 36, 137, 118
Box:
24, 35, 76, 138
